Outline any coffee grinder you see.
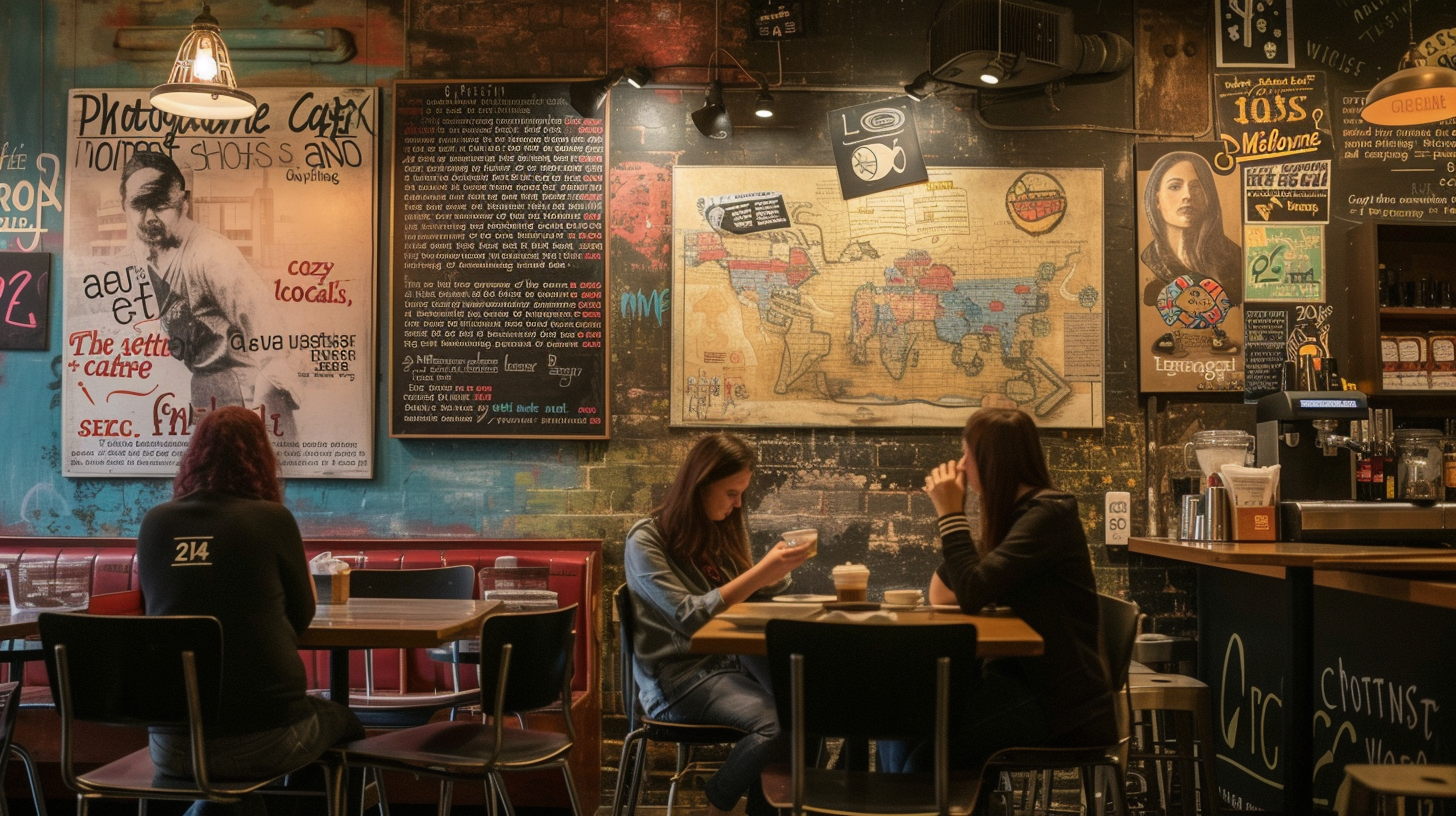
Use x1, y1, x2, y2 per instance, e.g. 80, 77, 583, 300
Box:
1254, 391, 1369, 501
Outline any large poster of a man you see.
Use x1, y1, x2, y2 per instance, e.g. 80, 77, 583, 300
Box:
1136, 142, 1245, 393
63, 88, 377, 477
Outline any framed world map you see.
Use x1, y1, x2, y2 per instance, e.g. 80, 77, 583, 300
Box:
670, 166, 1105, 429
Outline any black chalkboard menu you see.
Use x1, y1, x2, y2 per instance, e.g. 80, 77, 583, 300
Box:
389, 80, 608, 438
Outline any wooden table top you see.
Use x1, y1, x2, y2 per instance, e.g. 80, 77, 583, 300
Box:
1129, 537, 1435, 568
298, 597, 501, 649
0, 609, 44, 642
689, 605, 1044, 658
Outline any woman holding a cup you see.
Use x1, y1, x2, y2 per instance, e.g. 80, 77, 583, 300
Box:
625, 433, 812, 816
881, 407, 1116, 773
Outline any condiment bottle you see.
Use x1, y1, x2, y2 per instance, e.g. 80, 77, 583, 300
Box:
1444, 436, 1456, 503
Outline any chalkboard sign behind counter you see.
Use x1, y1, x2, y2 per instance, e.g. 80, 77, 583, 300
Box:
389, 80, 608, 439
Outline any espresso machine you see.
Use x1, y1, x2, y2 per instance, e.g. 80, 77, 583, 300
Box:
1254, 391, 1368, 502
1258, 391, 1456, 544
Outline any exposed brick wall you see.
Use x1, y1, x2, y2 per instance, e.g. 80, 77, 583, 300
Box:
397, 0, 1205, 804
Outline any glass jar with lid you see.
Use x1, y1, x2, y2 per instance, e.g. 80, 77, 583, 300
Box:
1394, 429, 1444, 502
1183, 430, 1254, 488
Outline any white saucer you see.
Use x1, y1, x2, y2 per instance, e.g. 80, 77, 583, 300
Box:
881, 603, 933, 613
772, 593, 836, 604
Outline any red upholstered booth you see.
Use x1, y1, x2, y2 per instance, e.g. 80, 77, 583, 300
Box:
0, 536, 602, 809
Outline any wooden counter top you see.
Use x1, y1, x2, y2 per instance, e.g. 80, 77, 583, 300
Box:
1129, 537, 1434, 567
1133, 537, 1456, 610
1315, 570, 1456, 611
1309, 553, 1456, 572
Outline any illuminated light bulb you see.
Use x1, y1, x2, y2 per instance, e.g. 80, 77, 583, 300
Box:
193, 42, 219, 81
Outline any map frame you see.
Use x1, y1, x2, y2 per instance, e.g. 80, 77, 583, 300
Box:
670, 165, 1106, 430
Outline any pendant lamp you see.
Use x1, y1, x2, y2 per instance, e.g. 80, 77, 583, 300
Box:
1360, 0, 1456, 126
150, 5, 257, 120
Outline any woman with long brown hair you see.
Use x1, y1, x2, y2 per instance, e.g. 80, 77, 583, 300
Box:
625, 432, 811, 816
137, 406, 363, 816
884, 407, 1115, 773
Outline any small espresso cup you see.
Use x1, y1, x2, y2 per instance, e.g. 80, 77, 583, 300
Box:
830, 563, 870, 603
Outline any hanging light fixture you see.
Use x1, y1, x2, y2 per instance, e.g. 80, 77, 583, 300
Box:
692, 80, 733, 139
1361, 0, 1456, 126
150, 5, 257, 120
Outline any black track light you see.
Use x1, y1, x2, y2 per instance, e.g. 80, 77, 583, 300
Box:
623, 65, 653, 89
903, 71, 955, 101
692, 81, 733, 139
754, 87, 775, 118
568, 69, 622, 117
979, 55, 1008, 86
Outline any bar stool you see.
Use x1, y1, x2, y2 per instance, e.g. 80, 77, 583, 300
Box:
1336, 764, 1456, 814
1126, 671, 1219, 816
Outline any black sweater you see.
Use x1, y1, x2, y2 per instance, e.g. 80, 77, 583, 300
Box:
935, 489, 1116, 743
138, 489, 316, 736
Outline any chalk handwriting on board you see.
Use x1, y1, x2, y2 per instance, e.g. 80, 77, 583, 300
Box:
0, 144, 63, 252
0, 252, 51, 350
2, 269, 37, 327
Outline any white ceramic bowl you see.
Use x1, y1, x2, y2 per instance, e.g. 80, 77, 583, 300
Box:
882, 589, 924, 607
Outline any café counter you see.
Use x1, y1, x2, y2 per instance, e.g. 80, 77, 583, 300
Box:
1129, 537, 1456, 815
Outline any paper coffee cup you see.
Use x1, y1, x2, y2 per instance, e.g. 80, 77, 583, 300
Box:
831, 563, 870, 603
781, 528, 818, 557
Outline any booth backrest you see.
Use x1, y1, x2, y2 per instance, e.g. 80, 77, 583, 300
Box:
0, 536, 600, 697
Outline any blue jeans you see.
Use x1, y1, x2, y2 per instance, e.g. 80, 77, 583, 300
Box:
150, 696, 364, 816
878, 667, 1050, 774
658, 655, 786, 816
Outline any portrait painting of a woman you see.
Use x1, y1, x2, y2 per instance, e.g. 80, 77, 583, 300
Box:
1136, 143, 1246, 391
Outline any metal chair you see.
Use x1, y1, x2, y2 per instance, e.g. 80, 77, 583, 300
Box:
325, 566, 479, 726
610, 584, 748, 816
0, 680, 39, 816
761, 619, 984, 816
0, 640, 51, 816
336, 605, 583, 816
38, 612, 343, 816
982, 594, 1142, 816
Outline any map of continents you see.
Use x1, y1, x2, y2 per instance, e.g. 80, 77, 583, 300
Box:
671, 167, 1104, 428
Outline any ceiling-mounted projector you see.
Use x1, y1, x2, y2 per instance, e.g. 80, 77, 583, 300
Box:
924, 0, 1132, 90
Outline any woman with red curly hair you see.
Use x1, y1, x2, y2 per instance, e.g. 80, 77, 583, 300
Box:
138, 406, 362, 816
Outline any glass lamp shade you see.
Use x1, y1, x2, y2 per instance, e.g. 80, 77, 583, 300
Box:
1361, 63, 1456, 126
150, 9, 257, 120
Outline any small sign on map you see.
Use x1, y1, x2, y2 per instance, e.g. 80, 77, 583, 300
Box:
699, 191, 792, 235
